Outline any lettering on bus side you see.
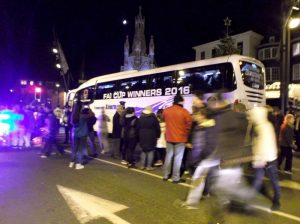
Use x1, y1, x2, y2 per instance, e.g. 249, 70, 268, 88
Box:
101, 86, 190, 99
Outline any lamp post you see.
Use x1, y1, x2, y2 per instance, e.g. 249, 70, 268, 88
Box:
280, 2, 300, 114
55, 83, 60, 106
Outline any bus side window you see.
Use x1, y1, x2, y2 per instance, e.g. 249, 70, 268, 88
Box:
131, 77, 148, 90
77, 87, 94, 101
96, 82, 116, 99
188, 63, 236, 93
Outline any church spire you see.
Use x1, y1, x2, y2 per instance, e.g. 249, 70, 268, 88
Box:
132, 6, 146, 56
124, 35, 129, 67
149, 35, 155, 66
121, 7, 156, 71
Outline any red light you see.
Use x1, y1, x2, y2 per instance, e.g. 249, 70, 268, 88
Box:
35, 87, 42, 93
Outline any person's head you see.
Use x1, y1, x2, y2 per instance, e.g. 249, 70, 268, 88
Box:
120, 101, 126, 109
142, 106, 153, 115
116, 105, 124, 113
206, 96, 217, 108
273, 106, 281, 115
125, 107, 135, 115
208, 92, 229, 109
192, 91, 205, 109
173, 94, 184, 105
284, 114, 295, 125
82, 89, 89, 100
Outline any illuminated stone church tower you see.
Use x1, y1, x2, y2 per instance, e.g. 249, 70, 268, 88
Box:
121, 6, 155, 71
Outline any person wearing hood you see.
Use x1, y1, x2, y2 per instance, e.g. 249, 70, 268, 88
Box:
278, 114, 296, 175
249, 106, 281, 211
123, 107, 138, 168
162, 94, 192, 183
137, 106, 161, 171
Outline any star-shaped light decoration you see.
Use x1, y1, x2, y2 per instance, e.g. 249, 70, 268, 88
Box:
224, 17, 232, 27
224, 17, 232, 36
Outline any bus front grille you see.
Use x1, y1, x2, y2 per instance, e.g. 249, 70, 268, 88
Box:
245, 90, 264, 104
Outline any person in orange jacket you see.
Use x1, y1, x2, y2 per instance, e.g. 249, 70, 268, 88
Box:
162, 94, 192, 183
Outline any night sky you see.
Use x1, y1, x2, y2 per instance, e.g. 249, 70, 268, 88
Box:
0, 0, 282, 92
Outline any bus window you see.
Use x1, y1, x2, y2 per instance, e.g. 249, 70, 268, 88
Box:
96, 82, 116, 99
76, 87, 95, 102
240, 61, 264, 90
120, 77, 148, 91
187, 63, 236, 93
150, 71, 175, 89
120, 79, 138, 91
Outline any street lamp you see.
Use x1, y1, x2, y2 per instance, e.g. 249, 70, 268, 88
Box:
56, 83, 60, 106
52, 48, 58, 54
280, 2, 300, 113
35, 87, 42, 102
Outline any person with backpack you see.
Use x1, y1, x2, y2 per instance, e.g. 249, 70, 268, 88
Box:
69, 101, 94, 169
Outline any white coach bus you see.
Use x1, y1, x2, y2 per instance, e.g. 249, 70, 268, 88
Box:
67, 54, 266, 133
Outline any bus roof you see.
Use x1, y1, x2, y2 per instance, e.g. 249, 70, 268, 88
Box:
77, 70, 138, 90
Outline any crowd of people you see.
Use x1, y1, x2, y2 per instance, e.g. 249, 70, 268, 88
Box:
1, 91, 299, 214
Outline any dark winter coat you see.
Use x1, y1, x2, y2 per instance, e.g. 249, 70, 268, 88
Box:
209, 104, 249, 164
123, 115, 138, 139
279, 124, 295, 147
46, 113, 60, 137
137, 113, 161, 152
190, 119, 216, 166
112, 112, 122, 138
87, 113, 97, 132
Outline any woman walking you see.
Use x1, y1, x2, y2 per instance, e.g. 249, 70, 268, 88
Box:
278, 114, 296, 174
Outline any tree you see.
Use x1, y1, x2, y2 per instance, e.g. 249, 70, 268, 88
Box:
213, 35, 241, 57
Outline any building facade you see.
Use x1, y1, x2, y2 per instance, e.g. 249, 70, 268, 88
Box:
121, 7, 155, 71
193, 31, 264, 60
193, 30, 300, 108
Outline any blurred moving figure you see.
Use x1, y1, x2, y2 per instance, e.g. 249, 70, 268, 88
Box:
40, 106, 65, 158
10, 105, 24, 148
211, 98, 252, 207
182, 107, 216, 208
278, 114, 296, 175
154, 109, 166, 167
249, 106, 281, 211
97, 108, 111, 154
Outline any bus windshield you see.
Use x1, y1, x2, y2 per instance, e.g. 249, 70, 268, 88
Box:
240, 61, 264, 90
